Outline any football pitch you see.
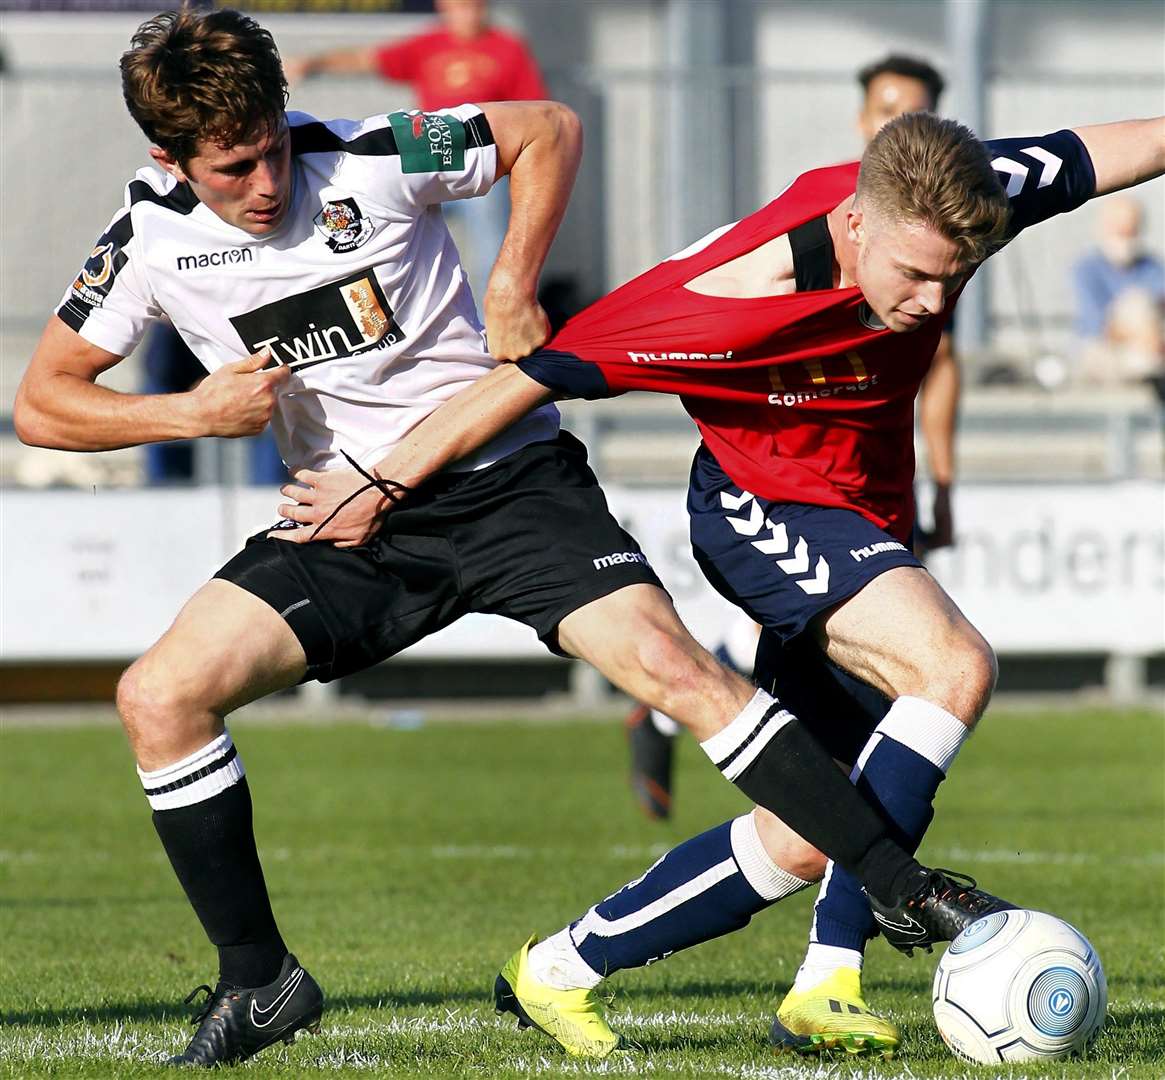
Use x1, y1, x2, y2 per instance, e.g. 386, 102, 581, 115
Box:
2, 705, 1162, 1079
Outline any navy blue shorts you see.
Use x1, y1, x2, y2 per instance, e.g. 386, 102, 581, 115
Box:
688, 445, 921, 765
688, 445, 922, 642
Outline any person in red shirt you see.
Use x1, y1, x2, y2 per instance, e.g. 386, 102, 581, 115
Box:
285, 0, 547, 299
278, 111, 1164, 1058
624, 53, 958, 826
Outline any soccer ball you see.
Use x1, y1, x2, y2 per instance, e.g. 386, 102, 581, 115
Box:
932, 909, 1106, 1063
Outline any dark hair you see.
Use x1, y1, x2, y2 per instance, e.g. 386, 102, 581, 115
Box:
858, 54, 945, 109
858, 112, 1010, 265
121, 7, 287, 166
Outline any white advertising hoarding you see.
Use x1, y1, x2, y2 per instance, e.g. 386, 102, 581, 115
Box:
2, 481, 1161, 661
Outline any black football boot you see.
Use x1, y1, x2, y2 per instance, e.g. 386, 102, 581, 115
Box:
867, 867, 1016, 955
168, 953, 323, 1067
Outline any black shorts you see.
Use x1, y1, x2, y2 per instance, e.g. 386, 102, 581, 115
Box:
214, 433, 662, 682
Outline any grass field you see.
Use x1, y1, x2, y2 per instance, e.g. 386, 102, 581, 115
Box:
2, 705, 1162, 1079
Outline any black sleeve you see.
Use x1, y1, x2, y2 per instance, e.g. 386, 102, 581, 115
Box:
986, 128, 1096, 241
516, 349, 613, 400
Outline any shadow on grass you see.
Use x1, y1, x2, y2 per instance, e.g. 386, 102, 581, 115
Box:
1, 988, 486, 1028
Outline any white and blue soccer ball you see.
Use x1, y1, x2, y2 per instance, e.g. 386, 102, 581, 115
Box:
932, 909, 1106, 1064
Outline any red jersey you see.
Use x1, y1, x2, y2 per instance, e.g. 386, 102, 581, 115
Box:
375, 27, 548, 112
519, 130, 1094, 541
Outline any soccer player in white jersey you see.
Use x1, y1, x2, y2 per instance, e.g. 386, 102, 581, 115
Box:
14, 7, 997, 1067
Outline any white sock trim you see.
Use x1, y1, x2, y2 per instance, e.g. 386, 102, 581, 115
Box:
528, 928, 603, 990
792, 943, 864, 992
875, 696, 970, 775
571, 858, 738, 943
730, 813, 813, 902
137, 731, 245, 812
700, 689, 793, 780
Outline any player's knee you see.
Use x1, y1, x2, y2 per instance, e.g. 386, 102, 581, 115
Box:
915, 628, 997, 726
117, 653, 206, 745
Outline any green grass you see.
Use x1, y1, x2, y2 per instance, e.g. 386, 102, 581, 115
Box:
1, 707, 1162, 1078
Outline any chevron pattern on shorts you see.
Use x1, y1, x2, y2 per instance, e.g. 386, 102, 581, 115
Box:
718, 491, 831, 596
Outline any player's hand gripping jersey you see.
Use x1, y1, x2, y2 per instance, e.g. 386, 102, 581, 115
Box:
519, 130, 1095, 540
57, 105, 559, 473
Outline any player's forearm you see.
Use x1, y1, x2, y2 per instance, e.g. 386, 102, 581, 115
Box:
292, 46, 378, 79
14, 372, 203, 451
486, 101, 583, 300
918, 339, 960, 486
1074, 117, 1165, 198
369, 363, 553, 489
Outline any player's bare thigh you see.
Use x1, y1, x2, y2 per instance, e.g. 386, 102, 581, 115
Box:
556, 583, 755, 742
117, 579, 307, 769
812, 565, 997, 725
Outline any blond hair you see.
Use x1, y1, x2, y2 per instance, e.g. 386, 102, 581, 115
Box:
121, 8, 287, 167
857, 112, 1010, 264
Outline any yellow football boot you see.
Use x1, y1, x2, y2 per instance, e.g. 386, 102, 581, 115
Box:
494, 935, 623, 1058
770, 968, 899, 1057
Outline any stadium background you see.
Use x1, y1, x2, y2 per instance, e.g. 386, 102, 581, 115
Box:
1, 0, 1162, 706
0, 5, 1162, 1077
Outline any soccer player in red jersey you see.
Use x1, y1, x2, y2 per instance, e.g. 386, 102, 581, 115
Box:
623, 53, 957, 826
281, 111, 1164, 1057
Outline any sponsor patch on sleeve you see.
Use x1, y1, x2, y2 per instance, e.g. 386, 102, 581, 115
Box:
66, 239, 128, 314
388, 111, 467, 174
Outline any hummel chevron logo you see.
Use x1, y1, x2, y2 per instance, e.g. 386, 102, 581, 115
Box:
719, 490, 756, 512
724, 498, 764, 536
751, 520, 789, 555
250, 967, 304, 1029
775, 536, 809, 575
1023, 145, 1062, 188
992, 148, 1062, 198
795, 555, 831, 595
722, 499, 833, 596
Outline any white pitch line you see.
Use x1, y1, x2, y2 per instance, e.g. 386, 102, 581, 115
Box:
933, 846, 1164, 868
3, 843, 1160, 868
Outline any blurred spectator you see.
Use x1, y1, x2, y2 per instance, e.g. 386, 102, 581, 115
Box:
285, 0, 547, 301
856, 53, 945, 144
142, 322, 286, 486
1072, 196, 1165, 386
857, 54, 957, 554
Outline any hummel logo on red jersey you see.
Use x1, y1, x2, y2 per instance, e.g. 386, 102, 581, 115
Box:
628, 350, 734, 363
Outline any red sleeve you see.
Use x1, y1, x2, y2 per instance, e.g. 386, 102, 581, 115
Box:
374, 37, 421, 83
503, 39, 549, 101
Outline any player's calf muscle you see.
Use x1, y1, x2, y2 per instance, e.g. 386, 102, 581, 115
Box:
753, 808, 828, 881
629, 626, 748, 728
558, 589, 751, 739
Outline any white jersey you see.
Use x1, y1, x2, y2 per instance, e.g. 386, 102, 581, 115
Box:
57, 104, 559, 473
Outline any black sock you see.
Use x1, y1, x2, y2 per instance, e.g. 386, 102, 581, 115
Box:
140, 734, 286, 987
701, 691, 921, 905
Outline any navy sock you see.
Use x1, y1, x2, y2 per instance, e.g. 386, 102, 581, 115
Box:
570, 817, 804, 976
812, 735, 944, 951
